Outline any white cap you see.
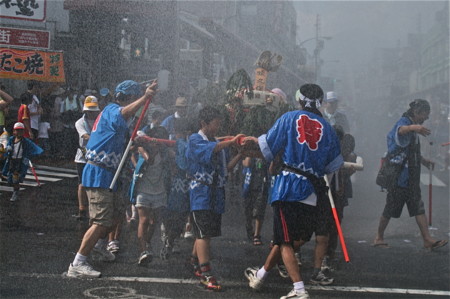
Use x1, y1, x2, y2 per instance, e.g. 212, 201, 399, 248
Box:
83, 96, 100, 112
13, 122, 25, 130
326, 91, 338, 103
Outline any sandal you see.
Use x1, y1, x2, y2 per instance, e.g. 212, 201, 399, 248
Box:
253, 236, 263, 246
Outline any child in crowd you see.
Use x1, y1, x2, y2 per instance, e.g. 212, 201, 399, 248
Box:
186, 106, 244, 291
160, 118, 191, 260
2, 122, 43, 201
129, 126, 173, 265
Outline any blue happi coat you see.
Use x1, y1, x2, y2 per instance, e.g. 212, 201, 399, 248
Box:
2, 136, 43, 182
258, 110, 343, 204
386, 116, 419, 188
167, 138, 190, 213
186, 131, 228, 214
82, 103, 128, 190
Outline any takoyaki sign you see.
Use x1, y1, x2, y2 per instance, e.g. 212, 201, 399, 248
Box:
0, 47, 65, 82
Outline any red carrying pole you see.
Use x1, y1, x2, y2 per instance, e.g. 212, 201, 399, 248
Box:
109, 95, 153, 191
325, 176, 350, 262
135, 136, 176, 146
429, 170, 432, 226
28, 160, 41, 187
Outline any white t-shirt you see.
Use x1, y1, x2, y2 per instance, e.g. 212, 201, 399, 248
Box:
13, 140, 24, 159
38, 122, 51, 139
74, 115, 95, 163
28, 95, 40, 130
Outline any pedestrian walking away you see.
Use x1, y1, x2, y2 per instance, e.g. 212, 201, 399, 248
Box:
241, 84, 343, 299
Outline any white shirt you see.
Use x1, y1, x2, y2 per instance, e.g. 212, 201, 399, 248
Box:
12, 140, 24, 159
38, 122, 51, 139
28, 95, 40, 130
74, 115, 95, 163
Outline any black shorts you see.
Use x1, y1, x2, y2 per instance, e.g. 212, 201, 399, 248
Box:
191, 210, 222, 239
76, 163, 86, 185
382, 186, 425, 218
272, 196, 332, 246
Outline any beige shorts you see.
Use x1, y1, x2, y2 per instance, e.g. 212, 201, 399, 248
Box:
86, 187, 126, 228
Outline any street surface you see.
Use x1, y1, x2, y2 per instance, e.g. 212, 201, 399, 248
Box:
0, 159, 449, 299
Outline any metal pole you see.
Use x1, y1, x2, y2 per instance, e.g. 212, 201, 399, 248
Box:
428, 141, 433, 227
109, 95, 153, 191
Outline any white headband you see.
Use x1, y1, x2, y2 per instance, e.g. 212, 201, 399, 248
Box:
295, 89, 321, 108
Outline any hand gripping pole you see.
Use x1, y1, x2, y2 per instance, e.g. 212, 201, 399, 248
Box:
109, 96, 153, 191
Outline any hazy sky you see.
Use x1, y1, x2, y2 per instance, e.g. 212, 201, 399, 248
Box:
294, 1, 446, 74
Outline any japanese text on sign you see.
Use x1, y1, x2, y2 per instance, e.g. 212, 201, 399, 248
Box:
0, 48, 65, 82
0, 0, 46, 21
0, 27, 50, 49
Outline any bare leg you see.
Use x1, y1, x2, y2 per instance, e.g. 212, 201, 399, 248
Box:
415, 214, 438, 248
195, 238, 211, 265
314, 235, 329, 269
263, 244, 282, 271
254, 218, 263, 238
78, 224, 109, 256
374, 215, 390, 245
137, 207, 150, 252
77, 184, 88, 212
280, 244, 302, 283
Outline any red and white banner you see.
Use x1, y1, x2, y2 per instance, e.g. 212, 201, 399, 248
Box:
0, 27, 50, 49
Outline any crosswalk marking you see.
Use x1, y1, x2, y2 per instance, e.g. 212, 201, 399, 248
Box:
34, 165, 78, 174
0, 186, 25, 191
31, 170, 78, 178
0, 165, 77, 193
5, 272, 450, 297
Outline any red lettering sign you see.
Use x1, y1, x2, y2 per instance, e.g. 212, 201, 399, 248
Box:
0, 27, 50, 49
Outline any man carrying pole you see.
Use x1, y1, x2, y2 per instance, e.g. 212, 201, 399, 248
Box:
241, 84, 343, 299
66, 80, 157, 278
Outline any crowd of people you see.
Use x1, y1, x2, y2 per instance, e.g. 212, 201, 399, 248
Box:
1, 77, 447, 299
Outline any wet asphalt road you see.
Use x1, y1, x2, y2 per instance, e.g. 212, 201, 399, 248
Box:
0, 158, 449, 299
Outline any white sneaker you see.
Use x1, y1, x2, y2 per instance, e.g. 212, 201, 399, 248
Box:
277, 263, 289, 278
67, 262, 101, 278
10, 192, 18, 202
107, 240, 120, 253
184, 230, 194, 239
92, 246, 116, 262
184, 222, 194, 239
280, 288, 310, 299
310, 270, 334, 285
138, 250, 153, 265
321, 255, 330, 272
244, 266, 264, 290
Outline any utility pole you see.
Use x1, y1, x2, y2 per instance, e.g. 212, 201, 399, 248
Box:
314, 14, 320, 83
